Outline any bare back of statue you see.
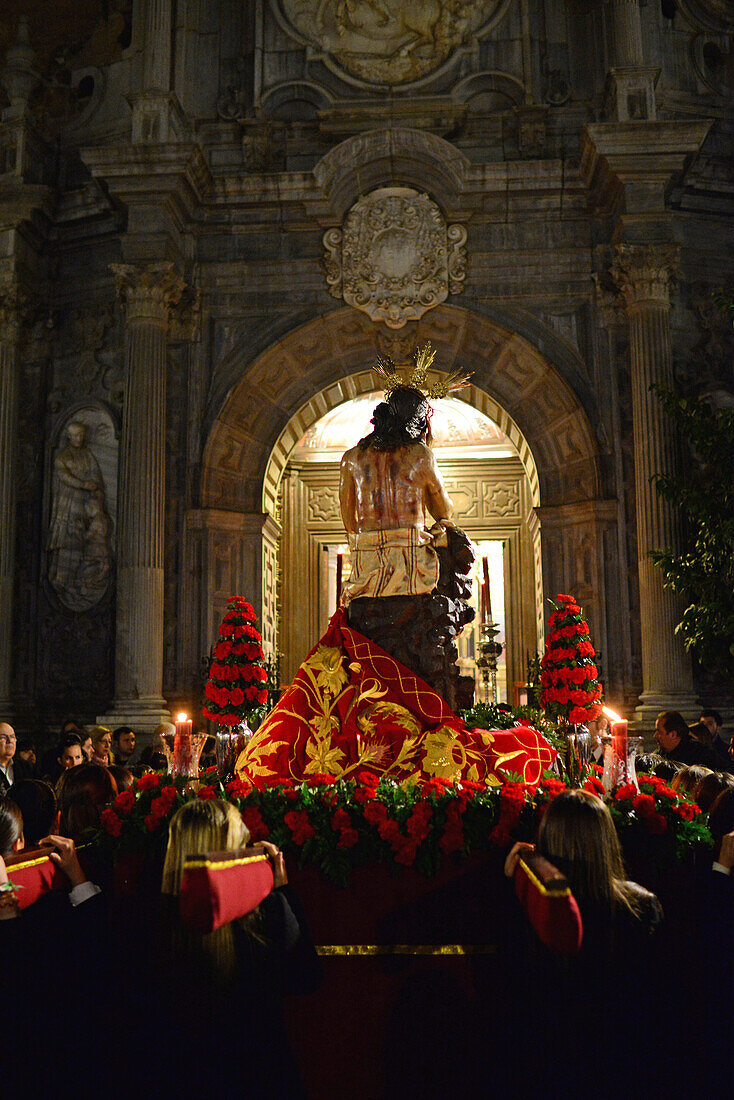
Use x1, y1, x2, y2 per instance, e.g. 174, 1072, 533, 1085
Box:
339, 441, 452, 534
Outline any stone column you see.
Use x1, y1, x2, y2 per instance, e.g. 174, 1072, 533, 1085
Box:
143, 0, 172, 92
98, 263, 184, 731
612, 245, 698, 723
609, 0, 644, 68
604, 0, 658, 120
0, 285, 22, 713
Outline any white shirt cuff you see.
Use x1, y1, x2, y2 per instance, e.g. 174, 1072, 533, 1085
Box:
68, 881, 101, 906
712, 862, 731, 877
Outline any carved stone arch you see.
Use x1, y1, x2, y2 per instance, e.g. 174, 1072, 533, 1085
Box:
261, 372, 540, 518
201, 304, 603, 516
313, 128, 469, 218
452, 71, 526, 109
193, 304, 625, 703
260, 80, 334, 120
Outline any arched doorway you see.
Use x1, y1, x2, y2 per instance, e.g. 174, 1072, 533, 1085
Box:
191, 304, 619, 709
276, 385, 542, 699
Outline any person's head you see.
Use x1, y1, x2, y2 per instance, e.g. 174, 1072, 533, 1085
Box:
58, 763, 117, 841
112, 727, 136, 758
671, 764, 713, 797
60, 718, 81, 738
66, 422, 85, 448
0, 723, 16, 766
90, 726, 112, 760
689, 721, 715, 749
536, 789, 627, 910
7, 780, 57, 846
0, 798, 24, 857
79, 734, 93, 761
16, 738, 36, 768
654, 711, 690, 754
107, 764, 134, 791
359, 385, 433, 452
708, 788, 734, 859
57, 733, 84, 771
700, 709, 723, 738
162, 799, 249, 897
694, 771, 734, 815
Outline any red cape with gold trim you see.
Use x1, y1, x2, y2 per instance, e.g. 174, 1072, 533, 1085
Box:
236, 609, 555, 788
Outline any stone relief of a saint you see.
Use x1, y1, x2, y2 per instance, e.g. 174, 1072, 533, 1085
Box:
47, 421, 113, 612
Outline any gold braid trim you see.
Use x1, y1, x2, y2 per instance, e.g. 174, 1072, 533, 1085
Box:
184, 854, 270, 871
517, 857, 571, 898
316, 944, 497, 956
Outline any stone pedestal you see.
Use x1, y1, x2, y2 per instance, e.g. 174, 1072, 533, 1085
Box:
612, 245, 699, 724
98, 263, 184, 733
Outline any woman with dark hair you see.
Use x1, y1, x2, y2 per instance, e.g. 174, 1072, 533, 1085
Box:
57, 762, 117, 841
7, 779, 57, 846
501, 790, 664, 1089
535, 789, 662, 941
0, 797, 24, 857
672, 763, 713, 799
693, 771, 734, 814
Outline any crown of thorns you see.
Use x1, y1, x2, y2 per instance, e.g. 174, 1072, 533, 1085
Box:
373, 343, 472, 399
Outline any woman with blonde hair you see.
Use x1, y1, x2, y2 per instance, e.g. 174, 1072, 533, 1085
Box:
155, 799, 321, 1097
89, 726, 113, 767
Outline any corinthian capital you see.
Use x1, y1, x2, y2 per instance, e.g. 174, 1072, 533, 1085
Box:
611, 244, 680, 311
111, 262, 185, 326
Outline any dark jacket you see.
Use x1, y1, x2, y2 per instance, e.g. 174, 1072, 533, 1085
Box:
659, 734, 717, 769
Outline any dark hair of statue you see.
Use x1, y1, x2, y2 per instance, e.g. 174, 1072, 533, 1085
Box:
358, 386, 433, 452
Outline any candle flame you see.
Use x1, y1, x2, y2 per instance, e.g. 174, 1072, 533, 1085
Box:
176, 711, 188, 722
602, 706, 622, 723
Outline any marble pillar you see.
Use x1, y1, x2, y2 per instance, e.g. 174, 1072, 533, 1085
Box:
0, 285, 21, 713
98, 263, 184, 731
612, 245, 698, 722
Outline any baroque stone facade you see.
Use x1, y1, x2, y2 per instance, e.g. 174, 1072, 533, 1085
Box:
0, 0, 733, 731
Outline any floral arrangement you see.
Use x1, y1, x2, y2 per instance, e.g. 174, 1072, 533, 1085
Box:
540, 593, 604, 725
94, 767, 711, 886
203, 597, 269, 726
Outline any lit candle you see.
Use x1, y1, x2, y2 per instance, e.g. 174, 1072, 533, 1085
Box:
603, 706, 629, 785
173, 711, 193, 777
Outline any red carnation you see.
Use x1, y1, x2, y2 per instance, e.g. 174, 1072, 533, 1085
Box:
197, 785, 217, 801
284, 810, 315, 845
113, 790, 135, 815
101, 808, 123, 837
136, 773, 160, 792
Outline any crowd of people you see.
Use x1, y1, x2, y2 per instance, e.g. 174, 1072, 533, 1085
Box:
1, 706, 732, 1096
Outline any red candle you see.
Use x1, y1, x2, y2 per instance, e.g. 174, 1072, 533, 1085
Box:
482, 557, 491, 622
174, 711, 193, 776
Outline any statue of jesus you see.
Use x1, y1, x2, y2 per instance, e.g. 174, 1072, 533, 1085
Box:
339, 385, 455, 604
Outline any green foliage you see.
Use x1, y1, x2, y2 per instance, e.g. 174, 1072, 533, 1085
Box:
651, 387, 734, 673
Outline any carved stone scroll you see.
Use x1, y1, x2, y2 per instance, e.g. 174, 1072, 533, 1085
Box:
323, 187, 467, 329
